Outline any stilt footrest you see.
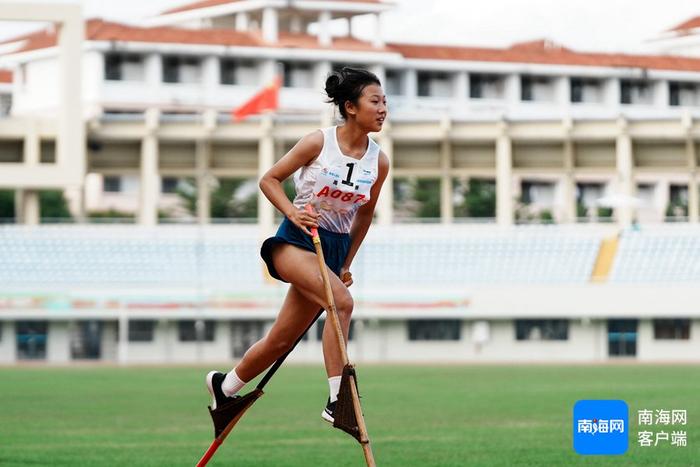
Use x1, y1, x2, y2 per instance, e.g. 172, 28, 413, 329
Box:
333, 364, 363, 442
208, 388, 264, 439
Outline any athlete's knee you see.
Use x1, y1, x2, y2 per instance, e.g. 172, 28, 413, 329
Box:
269, 336, 294, 355
335, 291, 354, 319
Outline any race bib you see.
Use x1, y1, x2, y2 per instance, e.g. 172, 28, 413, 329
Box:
311, 160, 374, 214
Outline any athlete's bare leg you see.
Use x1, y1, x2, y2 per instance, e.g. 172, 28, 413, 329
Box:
234, 243, 352, 382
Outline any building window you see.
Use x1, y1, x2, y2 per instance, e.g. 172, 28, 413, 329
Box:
104, 53, 145, 81
178, 320, 216, 342
0, 93, 11, 116
653, 319, 690, 340
40, 140, 56, 164
620, 79, 653, 105
608, 319, 637, 357
0, 140, 23, 163
220, 58, 258, 85
281, 61, 313, 88
103, 176, 122, 193
316, 319, 354, 341
163, 56, 202, 84
515, 319, 569, 340
16, 321, 48, 360
385, 69, 405, 96
521, 75, 554, 102
669, 81, 699, 107
220, 59, 237, 85
231, 321, 265, 358
469, 74, 505, 99
408, 320, 461, 341
128, 320, 155, 342
570, 77, 603, 103
667, 184, 689, 218
161, 177, 179, 194
576, 182, 606, 219
417, 71, 452, 98
70, 320, 102, 360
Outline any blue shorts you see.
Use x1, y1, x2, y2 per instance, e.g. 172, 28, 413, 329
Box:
260, 218, 351, 283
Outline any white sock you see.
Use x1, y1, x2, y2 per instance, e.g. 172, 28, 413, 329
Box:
222, 369, 247, 397
328, 376, 342, 403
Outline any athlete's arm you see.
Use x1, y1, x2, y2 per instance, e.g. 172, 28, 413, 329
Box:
259, 130, 323, 235
340, 150, 390, 286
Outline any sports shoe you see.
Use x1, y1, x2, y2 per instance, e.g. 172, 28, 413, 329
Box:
206, 371, 240, 410
321, 397, 336, 424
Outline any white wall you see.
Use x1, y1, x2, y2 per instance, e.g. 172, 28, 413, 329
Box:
47, 321, 70, 363
637, 318, 700, 362
123, 320, 171, 363
13, 48, 700, 120
101, 321, 118, 361
167, 321, 232, 363
476, 320, 605, 362
0, 321, 16, 363
12, 58, 59, 115
1, 316, 699, 364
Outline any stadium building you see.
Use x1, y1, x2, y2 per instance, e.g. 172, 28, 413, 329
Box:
0, 1, 700, 364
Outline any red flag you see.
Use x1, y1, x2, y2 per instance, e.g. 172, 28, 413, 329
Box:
231, 77, 281, 121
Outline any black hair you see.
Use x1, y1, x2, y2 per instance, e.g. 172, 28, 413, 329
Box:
324, 67, 381, 119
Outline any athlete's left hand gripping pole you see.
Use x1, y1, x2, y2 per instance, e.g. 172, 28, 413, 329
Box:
305, 205, 376, 467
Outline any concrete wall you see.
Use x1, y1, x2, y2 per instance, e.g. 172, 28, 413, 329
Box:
0, 321, 16, 363
46, 321, 70, 363
101, 321, 118, 361
0, 316, 698, 364
637, 318, 700, 362
12, 58, 59, 115
167, 321, 232, 363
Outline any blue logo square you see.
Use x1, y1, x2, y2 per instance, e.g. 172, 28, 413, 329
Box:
573, 400, 629, 455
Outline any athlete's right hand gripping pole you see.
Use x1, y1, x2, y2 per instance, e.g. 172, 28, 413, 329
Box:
305, 205, 376, 467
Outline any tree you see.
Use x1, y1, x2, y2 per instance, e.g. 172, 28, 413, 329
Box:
393, 177, 440, 220
414, 179, 440, 219
454, 179, 496, 218
0, 190, 14, 221
177, 177, 258, 219
39, 190, 72, 221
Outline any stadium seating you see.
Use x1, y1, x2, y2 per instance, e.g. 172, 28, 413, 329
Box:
3, 224, 700, 289
0, 226, 263, 288
610, 226, 700, 283
352, 225, 602, 286
0, 224, 603, 288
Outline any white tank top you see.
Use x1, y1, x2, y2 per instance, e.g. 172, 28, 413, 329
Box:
292, 126, 381, 233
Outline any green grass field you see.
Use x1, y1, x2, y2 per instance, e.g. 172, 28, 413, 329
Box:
0, 364, 697, 466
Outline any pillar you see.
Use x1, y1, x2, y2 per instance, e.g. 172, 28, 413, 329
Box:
262, 7, 278, 43
318, 10, 332, 47
615, 117, 634, 228
376, 123, 393, 225
440, 117, 453, 224
562, 127, 576, 223
258, 115, 275, 232
196, 140, 211, 224
496, 121, 513, 226
235, 12, 250, 31
687, 136, 698, 223
16, 189, 40, 225
139, 108, 160, 226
